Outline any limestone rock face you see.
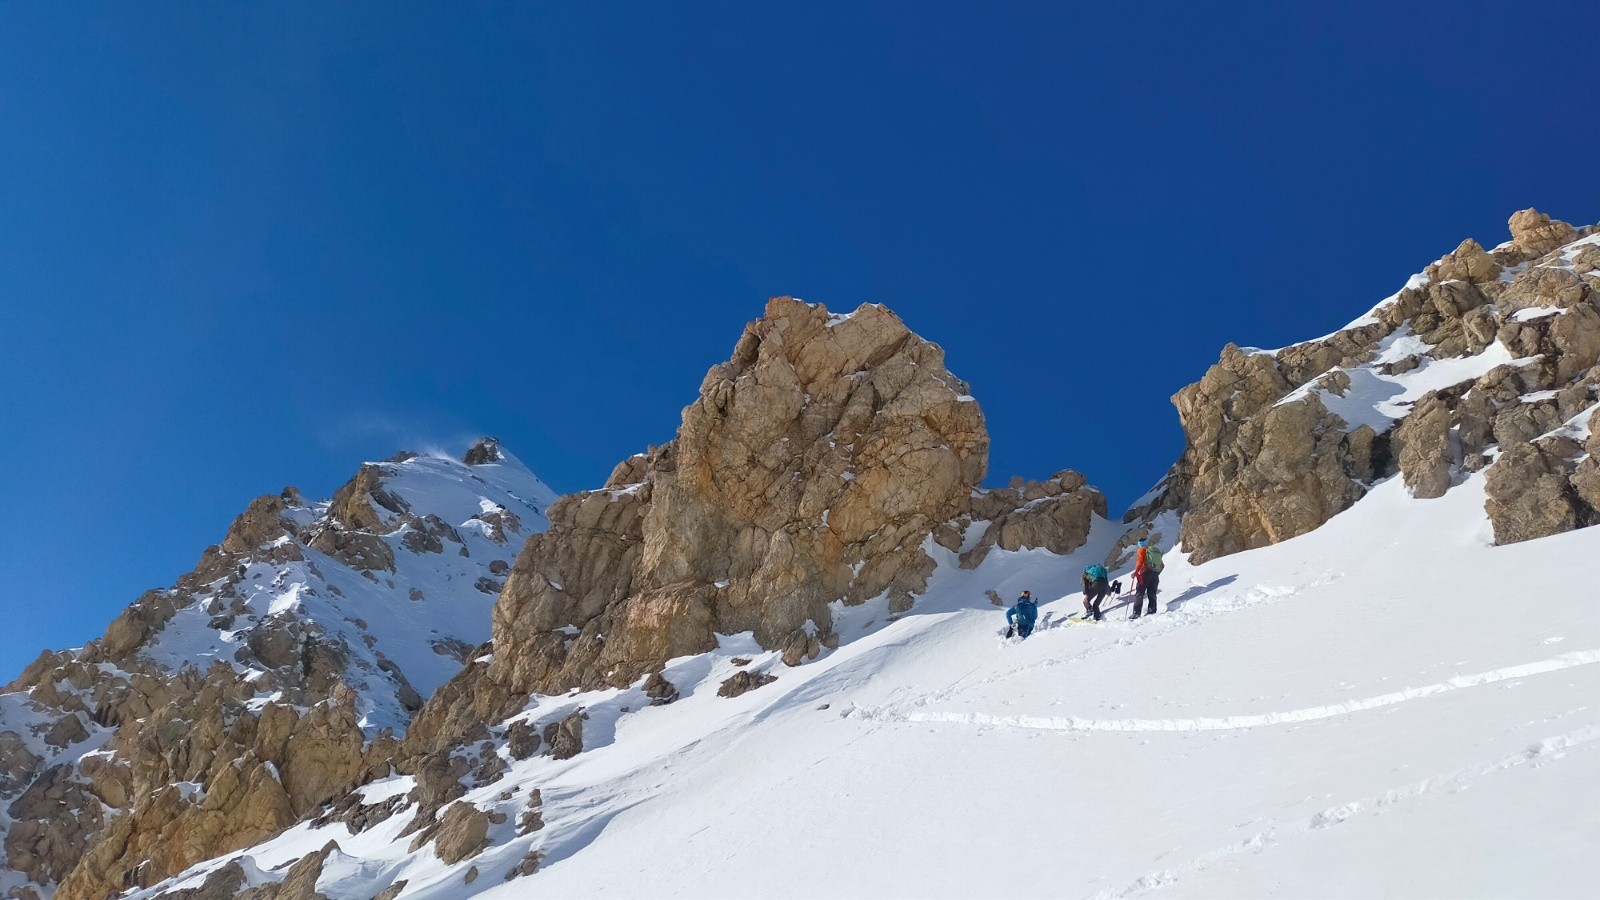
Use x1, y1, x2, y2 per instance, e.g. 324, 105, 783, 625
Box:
410, 298, 990, 754
419, 801, 490, 865
1142, 209, 1600, 561
1394, 391, 1457, 499
1484, 439, 1592, 544
1508, 207, 1579, 258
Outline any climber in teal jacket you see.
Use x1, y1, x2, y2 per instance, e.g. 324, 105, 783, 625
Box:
1006, 590, 1039, 638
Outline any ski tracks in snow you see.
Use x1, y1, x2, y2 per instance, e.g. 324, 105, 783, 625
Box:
1092, 724, 1600, 899
854, 649, 1600, 734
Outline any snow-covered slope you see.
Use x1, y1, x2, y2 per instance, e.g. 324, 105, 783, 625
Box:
13, 211, 1600, 899
0, 440, 559, 898
132, 473, 1600, 897
136, 445, 557, 733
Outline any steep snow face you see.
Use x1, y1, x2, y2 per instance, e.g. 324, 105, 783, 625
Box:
129, 475, 1600, 898
137, 448, 559, 733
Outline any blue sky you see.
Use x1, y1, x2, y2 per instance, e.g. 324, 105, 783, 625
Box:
2, 2, 1596, 677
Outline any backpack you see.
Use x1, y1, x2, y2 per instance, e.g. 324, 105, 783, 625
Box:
1084, 564, 1108, 582
1145, 545, 1164, 573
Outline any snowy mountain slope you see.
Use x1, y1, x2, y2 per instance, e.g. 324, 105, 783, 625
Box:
14, 211, 1600, 899
0, 440, 558, 898
135, 445, 557, 732
1125, 209, 1600, 566
129, 474, 1600, 898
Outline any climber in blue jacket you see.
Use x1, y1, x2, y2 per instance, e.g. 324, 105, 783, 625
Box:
1006, 590, 1039, 638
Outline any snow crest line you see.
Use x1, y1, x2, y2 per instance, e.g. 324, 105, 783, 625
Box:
863, 650, 1600, 733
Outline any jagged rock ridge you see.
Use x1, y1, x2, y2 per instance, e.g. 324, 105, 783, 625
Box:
0, 442, 555, 899
1131, 208, 1600, 563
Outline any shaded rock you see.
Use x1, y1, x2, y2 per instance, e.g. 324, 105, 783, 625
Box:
543, 710, 585, 761
643, 672, 680, 706
1571, 456, 1600, 512
464, 437, 505, 465
42, 714, 87, 749
1484, 440, 1591, 544
1395, 392, 1456, 499
505, 850, 543, 880
427, 801, 490, 865
271, 842, 336, 900
779, 630, 822, 667
400, 750, 471, 837
164, 860, 247, 899
505, 719, 542, 761
0, 731, 41, 794
717, 670, 778, 698
516, 788, 545, 837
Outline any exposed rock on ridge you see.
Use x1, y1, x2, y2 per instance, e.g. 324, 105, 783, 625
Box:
0, 446, 554, 899
1138, 208, 1600, 561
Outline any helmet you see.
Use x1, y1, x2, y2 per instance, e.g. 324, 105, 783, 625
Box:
1137, 538, 1148, 547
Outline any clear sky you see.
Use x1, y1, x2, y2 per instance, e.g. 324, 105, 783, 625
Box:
2, 2, 1596, 678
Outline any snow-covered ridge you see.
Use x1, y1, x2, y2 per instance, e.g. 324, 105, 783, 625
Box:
136, 444, 559, 733
1124, 208, 1600, 566
0, 440, 560, 897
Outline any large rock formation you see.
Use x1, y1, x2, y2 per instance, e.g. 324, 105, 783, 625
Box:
1141, 209, 1600, 561
408, 299, 1001, 748
2, 298, 1116, 900
0, 445, 554, 899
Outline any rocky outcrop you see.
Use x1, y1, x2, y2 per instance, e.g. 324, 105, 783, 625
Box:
1, 448, 553, 899
410, 801, 490, 865
1145, 208, 1600, 561
463, 437, 505, 466
945, 471, 1106, 570
1508, 208, 1579, 259
544, 710, 585, 760
1484, 437, 1593, 543
717, 669, 778, 698
408, 298, 994, 752
1149, 339, 1388, 564
1394, 392, 1455, 499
